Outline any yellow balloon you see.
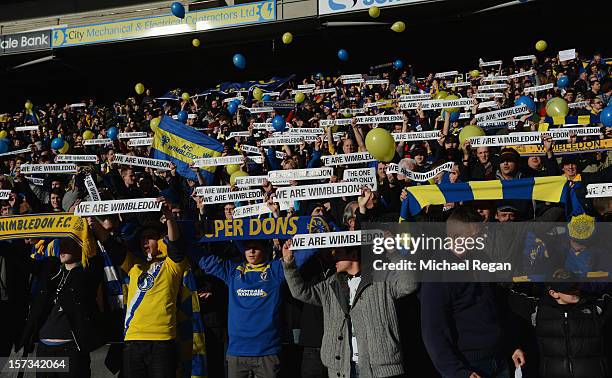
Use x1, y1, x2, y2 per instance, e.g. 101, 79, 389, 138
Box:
82, 130, 95, 140
443, 94, 461, 113
282, 32, 293, 45
391, 21, 406, 33
368, 6, 380, 18
434, 91, 448, 100
0, 130, 6, 139
253, 87, 263, 101
546, 97, 568, 118
535, 40, 547, 52
58, 142, 70, 154
182, 92, 190, 101
135, 83, 145, 95
295, 91, 306, 103
24, 101, 33, 110
150, 117, 161, 131
458, 125, 485, 145
365, 128, 396, 162
192, 38, 200, 47
469, 70, 480, 78
226, 164, 241, 175
230, 170, 249, 186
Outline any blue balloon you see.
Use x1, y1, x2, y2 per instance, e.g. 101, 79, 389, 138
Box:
171, 2, 185, 18
227, 101, 238, 115
232, 53, 246, 70
272, 115, 286, 132
337, 49, 349, 62
557, 76, 569, 88
448, 111, 460, 122
393, 59, 404, 69
107, 127, 119, 140
515, 95, 536, 112
51, 137, 65, 150
262, 94, 271, 101
0, 141, 8, 154
177, 111, 188, 123
601, 106, 612, 127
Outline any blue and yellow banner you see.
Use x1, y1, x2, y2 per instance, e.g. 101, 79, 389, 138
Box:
151, 116, 223, 184
52, 0, 275, 48
198, 216, 330, 242
400, 176, 569, 218
544, 114, 600, 125
197, 75, 294, 96
0, 213, 96, 265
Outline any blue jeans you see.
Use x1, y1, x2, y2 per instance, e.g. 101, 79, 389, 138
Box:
470, 356, 509, 378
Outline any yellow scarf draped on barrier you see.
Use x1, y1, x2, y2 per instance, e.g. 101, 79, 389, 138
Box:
0, 213, 96, 266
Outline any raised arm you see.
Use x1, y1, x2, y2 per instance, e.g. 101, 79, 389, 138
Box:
307, 138, 323, 168
326, 125, 336, 155
87, 216, 126, 266
198, 253, 236, 284
191, 165, 206, 186
437, 111, 451, 147
351, 118, 366, 152
281, 240, 326, 306
396, 112, 409, 156
384, 247, 419, 299
159, 197, 184, 263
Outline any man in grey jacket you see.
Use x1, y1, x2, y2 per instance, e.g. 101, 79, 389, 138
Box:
282, 240, 417, 378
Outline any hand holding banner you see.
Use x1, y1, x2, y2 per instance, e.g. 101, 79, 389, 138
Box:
75, 198, 162, 216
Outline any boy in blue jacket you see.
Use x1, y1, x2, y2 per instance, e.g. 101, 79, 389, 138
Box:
198, 238, 317, 378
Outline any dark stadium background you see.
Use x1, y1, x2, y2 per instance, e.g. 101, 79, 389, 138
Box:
0, 0, 606, 111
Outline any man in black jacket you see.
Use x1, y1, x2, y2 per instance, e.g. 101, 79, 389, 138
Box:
17, 234, 123, 378
508, 272, 612, 378
420, 206, 522, 378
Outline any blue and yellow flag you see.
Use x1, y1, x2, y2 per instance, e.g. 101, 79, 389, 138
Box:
156, 89, 181, 101
25, 107, 39, 125
151, 116, 223, 184
400, 176, 569, 219
196, 75, 294, 96
178, 269, 207, 378
544, 115, 599, 126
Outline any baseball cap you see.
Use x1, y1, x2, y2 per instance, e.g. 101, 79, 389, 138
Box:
412, 147, 427, 157
445, 134, 459, 144
547, 269, 580, 294
499, 148, 520, 163
560, 156, 578, 166
496, 200, 519, 213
